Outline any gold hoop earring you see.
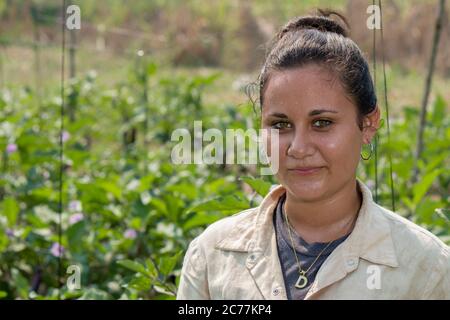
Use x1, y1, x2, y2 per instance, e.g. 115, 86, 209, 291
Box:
361, 142, 373, 161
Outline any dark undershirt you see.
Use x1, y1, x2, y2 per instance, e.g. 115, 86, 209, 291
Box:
273, 193, 350, 300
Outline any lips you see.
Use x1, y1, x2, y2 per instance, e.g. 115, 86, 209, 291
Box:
288, 166, 323, 175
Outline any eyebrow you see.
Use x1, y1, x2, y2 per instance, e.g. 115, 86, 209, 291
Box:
309, 109, 338, 116
267, 109, 338, 118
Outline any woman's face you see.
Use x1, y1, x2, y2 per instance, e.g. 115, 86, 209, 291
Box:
261, 64, 378, 201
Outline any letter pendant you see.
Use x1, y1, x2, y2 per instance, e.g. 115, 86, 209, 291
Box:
295, 272, 308, 289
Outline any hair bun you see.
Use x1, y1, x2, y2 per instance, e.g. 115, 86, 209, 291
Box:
277, 10, 349, 39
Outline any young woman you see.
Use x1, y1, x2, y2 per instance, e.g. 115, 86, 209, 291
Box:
176, 12, 449, 300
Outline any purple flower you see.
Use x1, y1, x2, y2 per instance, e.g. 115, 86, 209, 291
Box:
69, 213, 84, 225
50, 243, 64, 257
123, 228, 137, 239
61, 131, 70, 142
69, 200, 82, 212
6, 143, 17, 154
6, 228, 15, 238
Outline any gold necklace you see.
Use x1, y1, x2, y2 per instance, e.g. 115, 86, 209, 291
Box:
282, 188, 361, 289
283, 208, 336, 289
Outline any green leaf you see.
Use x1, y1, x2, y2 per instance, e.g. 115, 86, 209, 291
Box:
129, 217, 142, 230
29, 187, 58, 202
0, 231, 9, 252
146, 62, 157, 76
415, 198, 443, 224
137, 174, 155, 192
435, 208, 450, 224
163, 194, 182, 222
183, 212, 220, 230
153, 284, 175, 297
412, 169, 443, 206
3, 197, 19, 226
188, 195, 250, 213
145, 259, 158, 279
150, 198, 169, 216
240, 176, 272, 197
166, 183, 198, 200
98, 180, 122, 200
424, 153, 447, 173
117, 260, 146, 274
430, 95, 446, 126
400, 196, 414, 212
128, 274, 152, 291
11, 269, 28, 299
67, 221, 86, 252
158, 251, 182, 276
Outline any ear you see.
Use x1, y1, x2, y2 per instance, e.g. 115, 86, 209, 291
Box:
362, 106, 380, 144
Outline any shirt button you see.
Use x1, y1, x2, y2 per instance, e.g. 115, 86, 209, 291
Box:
272, 288, 280, 296
246, 254, 256, 268
346, 258, 357, 267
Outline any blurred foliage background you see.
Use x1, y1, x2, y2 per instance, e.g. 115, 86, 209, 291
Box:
0, 0, 449, 299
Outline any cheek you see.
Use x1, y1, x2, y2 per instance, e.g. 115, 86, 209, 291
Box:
318, 128, 362, 169
276, 135, 290, 162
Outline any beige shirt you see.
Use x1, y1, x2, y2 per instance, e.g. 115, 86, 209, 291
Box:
177, 179, 449, 300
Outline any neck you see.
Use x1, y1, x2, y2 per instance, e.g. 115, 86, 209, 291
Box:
283, 179, 362, 243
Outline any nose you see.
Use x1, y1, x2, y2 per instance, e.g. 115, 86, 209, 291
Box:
287, 129, 315, 159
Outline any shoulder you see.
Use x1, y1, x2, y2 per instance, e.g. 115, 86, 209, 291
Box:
181, 206, 259, 276
376, 204, 449, 277
192, 207, 259, 252
378, 204, 448, 254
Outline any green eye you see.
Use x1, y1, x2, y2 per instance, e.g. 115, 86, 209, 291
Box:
272, 121, 292, 130
313, 119, 332, 128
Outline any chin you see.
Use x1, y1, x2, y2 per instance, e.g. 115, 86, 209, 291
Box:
282, 175, 328, 201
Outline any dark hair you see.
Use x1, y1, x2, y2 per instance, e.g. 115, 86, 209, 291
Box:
258, 10, 377, 130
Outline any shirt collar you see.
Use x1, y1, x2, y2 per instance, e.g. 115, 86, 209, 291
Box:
215, 178, 399, 268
